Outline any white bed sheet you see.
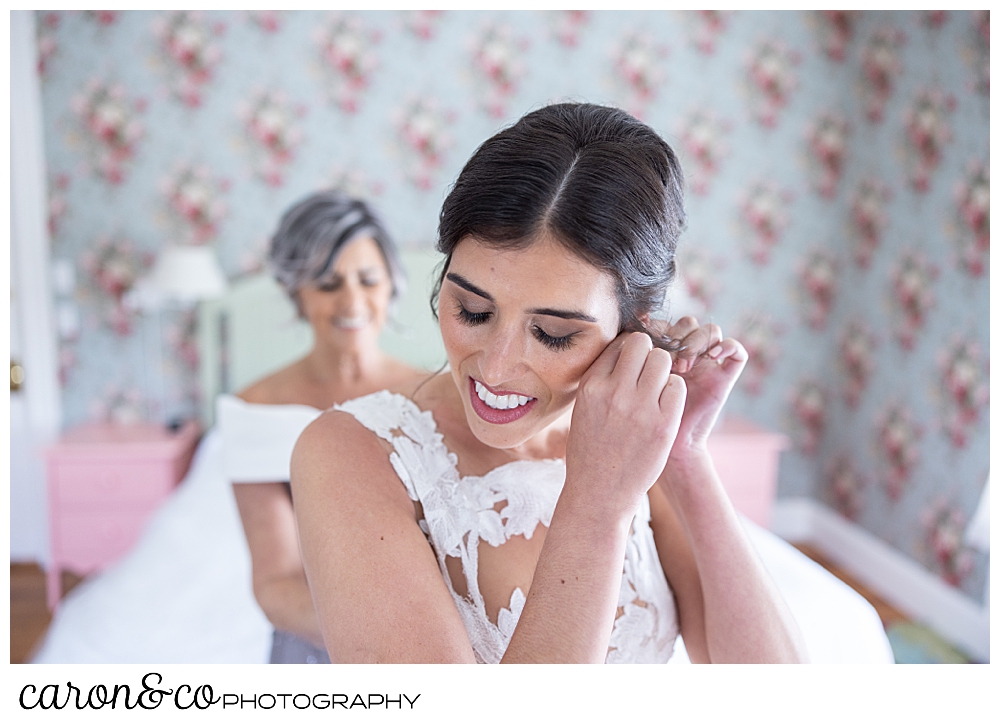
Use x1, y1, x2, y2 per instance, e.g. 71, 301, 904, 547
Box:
31, 428, 892, 664
32, 430, 273, 663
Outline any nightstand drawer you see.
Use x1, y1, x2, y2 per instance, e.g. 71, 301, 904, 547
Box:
50, 461, 176, 507
53, 509, 151, 569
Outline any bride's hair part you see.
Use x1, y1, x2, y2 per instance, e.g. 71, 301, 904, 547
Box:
431, 103, 685, 351
268, 190, 406, 317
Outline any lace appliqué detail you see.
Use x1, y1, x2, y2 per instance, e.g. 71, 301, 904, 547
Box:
336, 390, 678, 664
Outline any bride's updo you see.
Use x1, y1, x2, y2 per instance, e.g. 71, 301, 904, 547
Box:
433, 103, 686, 342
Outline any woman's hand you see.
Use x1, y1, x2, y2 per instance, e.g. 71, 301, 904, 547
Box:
656, 317, 748, 459
565, 332, 687, 514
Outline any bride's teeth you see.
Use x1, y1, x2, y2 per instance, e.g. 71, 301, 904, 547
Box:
474, 380, 533, 410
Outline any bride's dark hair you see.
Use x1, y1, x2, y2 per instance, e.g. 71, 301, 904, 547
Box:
431, 102, 686, 349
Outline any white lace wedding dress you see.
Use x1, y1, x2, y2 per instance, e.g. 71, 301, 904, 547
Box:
336, 390, 680, 664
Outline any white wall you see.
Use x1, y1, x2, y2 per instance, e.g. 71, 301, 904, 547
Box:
10, 10, 62, 563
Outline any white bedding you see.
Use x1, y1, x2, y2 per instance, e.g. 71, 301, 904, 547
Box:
32, 427, 893, 664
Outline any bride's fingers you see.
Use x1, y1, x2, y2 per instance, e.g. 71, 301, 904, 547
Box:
636, 346, 674, 398
613, 332, 655, 384
674, 323, 723, 373
582, 331, 632, 382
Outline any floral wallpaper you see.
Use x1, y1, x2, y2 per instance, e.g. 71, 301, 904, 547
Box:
35, 10, 989, 601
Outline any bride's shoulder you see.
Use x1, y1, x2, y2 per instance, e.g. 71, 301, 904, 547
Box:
291, 404, 397, 492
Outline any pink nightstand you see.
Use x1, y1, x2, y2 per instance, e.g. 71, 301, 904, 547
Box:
44, 421, 201, 610
707, 416, 790, 529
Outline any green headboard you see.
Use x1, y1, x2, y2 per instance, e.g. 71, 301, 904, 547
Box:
198, 247, 447, 426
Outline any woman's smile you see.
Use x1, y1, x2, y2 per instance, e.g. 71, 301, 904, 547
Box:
469, 377, 537, 424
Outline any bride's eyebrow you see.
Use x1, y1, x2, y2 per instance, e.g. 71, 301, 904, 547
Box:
446, 272, 596, 323
446, 272, 494, 301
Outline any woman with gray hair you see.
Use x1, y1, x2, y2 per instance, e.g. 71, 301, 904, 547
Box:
220, 190, 427, 663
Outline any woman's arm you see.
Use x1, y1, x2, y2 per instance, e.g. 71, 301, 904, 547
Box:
291, 411, 478, 663
651, 318, 807, 663
504, 333, 688, 662
656, 450, 807, 663
231, 483, 324, 648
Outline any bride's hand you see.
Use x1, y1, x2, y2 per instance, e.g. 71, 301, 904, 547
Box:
653, 316, 748, 459
565, 332, 687, 514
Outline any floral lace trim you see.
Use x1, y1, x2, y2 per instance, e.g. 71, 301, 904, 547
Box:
336, 390, 678, 663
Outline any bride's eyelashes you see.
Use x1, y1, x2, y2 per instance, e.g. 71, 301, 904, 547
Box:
454, 301, 578, 352
455, 302, 491, 326
531, 325, 577, 351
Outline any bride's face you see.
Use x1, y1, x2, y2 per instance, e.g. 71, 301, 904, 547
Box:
438, 234, 621, 450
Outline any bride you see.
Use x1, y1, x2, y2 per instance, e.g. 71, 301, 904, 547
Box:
291, 103, 807, 663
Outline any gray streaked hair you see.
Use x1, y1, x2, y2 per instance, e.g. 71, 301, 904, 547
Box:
267, 190, 405, 314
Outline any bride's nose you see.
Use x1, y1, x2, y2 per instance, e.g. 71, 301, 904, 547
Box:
477, 324, 527, 387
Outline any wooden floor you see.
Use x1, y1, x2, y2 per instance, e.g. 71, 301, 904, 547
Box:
11, 547, 908, 663
10, 563, 83, 664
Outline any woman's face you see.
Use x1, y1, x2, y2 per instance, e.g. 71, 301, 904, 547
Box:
297, 235, 393, 352
439, 234, 621, 450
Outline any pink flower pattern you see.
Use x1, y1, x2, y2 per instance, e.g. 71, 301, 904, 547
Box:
937, 337, 989, 448
796, 249, 837, 330
676, 247, 723, 311
677, 108, 730, 195
890, 250, 937, 350
953, 159, 989, 276
152, 11, 225, 108
79, 235, 153, 336
315, 13, 380, 113
735, 313, 783, 396
469, 23, 528, 118
610, 30, 667, 118
394, 97, 455, 191
238, 89, 305, 187
861, 27, 906, 123
790, 379, 827, 454
248, 11, 283, 34
903, 88, 956, 192
691, 10, 729, 55
746, 39, 800, 128
402, 10, 444, 40
876, 404, 921, 500
48, 172, 71, 239
549, 10, 589, 48
838, 320, 877, 408
815, 10, 858, 62
969, 11, 989, 95
740, 181, 793, 264
921, 499, 974, 586
850, 178, 893, 268
71, 79, 145, 185
827, 454, 866, 520
805, 112, 849, 198
37, 12, 60, 77
160, 164, 229, 244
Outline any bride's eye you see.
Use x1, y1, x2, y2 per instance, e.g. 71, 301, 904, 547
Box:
532, 325, 576, 351
456, 303, 492, 326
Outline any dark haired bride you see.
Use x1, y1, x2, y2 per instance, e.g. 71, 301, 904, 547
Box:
291, 103, 807, 663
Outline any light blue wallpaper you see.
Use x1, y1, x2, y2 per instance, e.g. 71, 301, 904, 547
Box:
37, 10, 989, 600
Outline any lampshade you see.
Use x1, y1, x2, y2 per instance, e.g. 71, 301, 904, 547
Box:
148, 246, 228, 304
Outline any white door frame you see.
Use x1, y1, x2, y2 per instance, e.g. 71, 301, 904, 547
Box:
10, 10, 62, 563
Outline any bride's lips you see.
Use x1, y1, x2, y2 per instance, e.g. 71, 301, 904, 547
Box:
468, 377, 536, 425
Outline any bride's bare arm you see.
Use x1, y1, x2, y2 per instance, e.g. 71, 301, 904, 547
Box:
650, 318, 807, 663
290, 411, 477, 663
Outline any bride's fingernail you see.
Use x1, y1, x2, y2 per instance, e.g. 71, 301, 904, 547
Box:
708, 345, 722, 358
